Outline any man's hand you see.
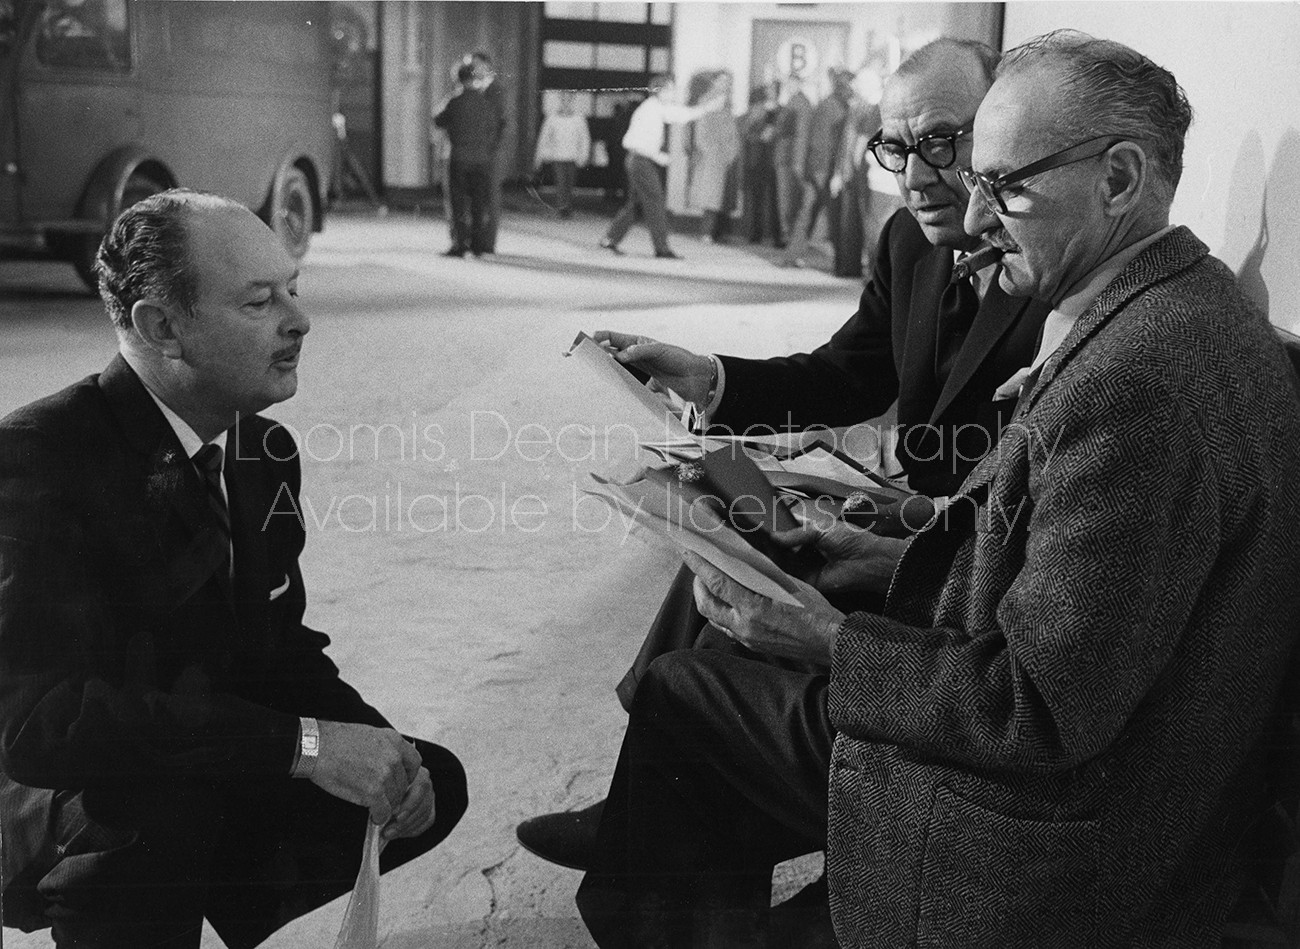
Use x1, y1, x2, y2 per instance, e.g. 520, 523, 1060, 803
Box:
682, 550, 844, 667
773, 516, 908, 598
383, 766, 436, 841
592, 331, 713, 405
311, 721, 427, 828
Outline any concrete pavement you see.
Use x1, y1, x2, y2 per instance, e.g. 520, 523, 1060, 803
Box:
0, 204, 859, 948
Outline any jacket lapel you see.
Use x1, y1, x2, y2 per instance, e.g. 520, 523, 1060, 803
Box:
896, 249, 949, 426
1017, 226, 1210, 418
928, 276, 1031, 424
225, 422, 272, 641
98, 355, 236, 608
958, 227, 1210, 501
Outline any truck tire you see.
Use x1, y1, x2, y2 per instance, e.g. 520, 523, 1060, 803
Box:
54, 170, 167, 292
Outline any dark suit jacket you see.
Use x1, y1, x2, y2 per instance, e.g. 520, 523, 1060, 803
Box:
825, 228, 1300, 947
715, 209, 1051, 497
434, 86, 505, 164
0, 357, 390, 913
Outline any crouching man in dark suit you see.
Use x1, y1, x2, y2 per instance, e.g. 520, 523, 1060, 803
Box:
0, 190, 467, 947
578, 31, 1300, 948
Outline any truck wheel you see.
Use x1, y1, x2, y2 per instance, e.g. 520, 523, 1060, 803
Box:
54, 171, 167, 292
271, 166, 315, 259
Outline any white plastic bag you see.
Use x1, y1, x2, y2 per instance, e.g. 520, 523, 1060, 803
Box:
332, 820, 384, 949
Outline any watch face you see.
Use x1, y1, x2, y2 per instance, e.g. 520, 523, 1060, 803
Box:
303, 735, 320, 755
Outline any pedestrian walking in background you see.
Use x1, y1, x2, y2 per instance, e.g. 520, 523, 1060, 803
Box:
686, 71, 740, 243
741, 82, 784, 247
433, 60, 505, 257
829, 73, 881, 278
469, 51, 507, 253
533, 90, 591, 219
600, 74, 720, 260
778, 67, 853, 268
775, 75, 811, 241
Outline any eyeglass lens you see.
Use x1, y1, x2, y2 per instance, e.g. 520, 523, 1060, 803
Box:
873, 135, 960, 173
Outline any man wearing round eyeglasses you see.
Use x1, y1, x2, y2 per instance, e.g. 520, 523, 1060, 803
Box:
562, 38, 1056, 949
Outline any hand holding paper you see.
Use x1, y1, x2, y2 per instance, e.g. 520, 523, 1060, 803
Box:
773, 516, 909, 599
683, 550, 844, 667
592, 330, 714, 406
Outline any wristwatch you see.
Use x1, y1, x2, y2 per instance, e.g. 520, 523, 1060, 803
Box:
293, 716, 320, 779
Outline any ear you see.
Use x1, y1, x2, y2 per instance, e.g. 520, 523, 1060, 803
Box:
1100, 141, 1147, 218
129, 298, 186, 360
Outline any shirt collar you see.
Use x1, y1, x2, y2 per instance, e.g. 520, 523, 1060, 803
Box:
129, 372, 227, 461
1052, 224, 1175, 319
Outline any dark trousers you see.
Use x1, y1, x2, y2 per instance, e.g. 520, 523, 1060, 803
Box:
581, 563, 849, 946
744, 160, 783, 246
550, 160, 577, 212
577, 640, 831, 948
780, 178, 830, 264
605, 153, 672, 255
38, 739, 467, 949
833, 173, 872, 279
449, 158, 494, 254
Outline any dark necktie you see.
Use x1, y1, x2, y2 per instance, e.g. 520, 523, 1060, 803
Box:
193, 443, 231, 543
935, 275, 980, 385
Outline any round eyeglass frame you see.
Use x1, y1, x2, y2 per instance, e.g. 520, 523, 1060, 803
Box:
867, 128, 971, 173
958, 135, 1129, 213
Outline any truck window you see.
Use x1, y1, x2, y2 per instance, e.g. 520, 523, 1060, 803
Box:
36, 0, 129, 72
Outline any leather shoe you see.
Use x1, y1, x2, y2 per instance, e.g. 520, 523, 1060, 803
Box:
654, 250, 683, 260
516, 799, 604, 870
598, 238, 624, 256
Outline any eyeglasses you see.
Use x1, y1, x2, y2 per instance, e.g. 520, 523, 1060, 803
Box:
868, 128, 970, 173
958, 135, 1128, 213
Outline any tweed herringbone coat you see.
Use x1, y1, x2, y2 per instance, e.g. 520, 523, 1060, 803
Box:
825, 228, 1300, 947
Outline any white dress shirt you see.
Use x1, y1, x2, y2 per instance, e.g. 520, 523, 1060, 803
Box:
622, 95, 709, 166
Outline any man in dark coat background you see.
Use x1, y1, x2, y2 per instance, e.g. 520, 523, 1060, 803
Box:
0, 191, 467, 947
434, 56, 506, 258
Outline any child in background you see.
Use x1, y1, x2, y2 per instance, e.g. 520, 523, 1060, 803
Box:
533, 90, 591, 218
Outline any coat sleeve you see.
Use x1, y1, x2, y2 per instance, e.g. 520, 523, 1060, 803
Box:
828, 362, 1222, 775
710, 211, 904, 434
0, 422, 299, 789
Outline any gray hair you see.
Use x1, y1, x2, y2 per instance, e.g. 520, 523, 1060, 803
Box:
95, 189, 238, 331
895, 37, 1000, 88
998, 29, 1193, 200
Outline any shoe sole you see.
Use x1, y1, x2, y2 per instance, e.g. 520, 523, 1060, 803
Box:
515, 833, 591, 872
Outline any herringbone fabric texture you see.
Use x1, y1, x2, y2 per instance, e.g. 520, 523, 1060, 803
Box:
824, 227, 1300, 948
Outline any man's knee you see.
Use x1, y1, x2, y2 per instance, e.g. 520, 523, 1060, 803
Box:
634, 649, 735, 726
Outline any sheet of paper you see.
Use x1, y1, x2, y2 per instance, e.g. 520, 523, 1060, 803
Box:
564, 333, 697, 449
585, 472, 805, 606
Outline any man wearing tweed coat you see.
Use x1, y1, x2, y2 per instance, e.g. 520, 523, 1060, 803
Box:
577, 31, 1300, 949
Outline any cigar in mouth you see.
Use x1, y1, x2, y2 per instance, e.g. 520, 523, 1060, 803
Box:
952, 242, 1005, 282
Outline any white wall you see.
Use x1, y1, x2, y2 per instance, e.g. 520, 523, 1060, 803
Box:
1004, 2, 1300, 332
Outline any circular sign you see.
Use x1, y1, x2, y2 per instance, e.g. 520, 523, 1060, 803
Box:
776, 38, 818, 80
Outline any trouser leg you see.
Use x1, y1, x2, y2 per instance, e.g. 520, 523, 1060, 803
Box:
41, 782, 227, 949
448, 160, 473, 251
780, 180, 818, 261
207, 738, 467, 949
466, 162, 493, 254
555, 161, 576, 211
632, 155, 672, 254
40, 741, 466, 949
483, 153, 501, 252
578, 650, 831, 948
834, 175, 864, 278
605, 155, 641, 245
